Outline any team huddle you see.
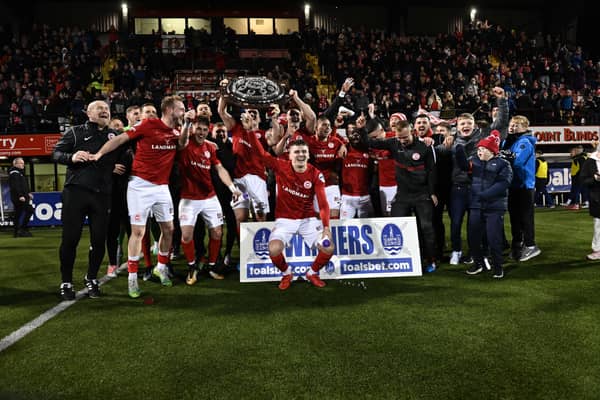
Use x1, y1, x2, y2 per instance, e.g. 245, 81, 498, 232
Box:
52, 77, 539, 300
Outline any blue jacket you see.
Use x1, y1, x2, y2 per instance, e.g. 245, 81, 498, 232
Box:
456, 145, 513, 211
509, 133, 537, 189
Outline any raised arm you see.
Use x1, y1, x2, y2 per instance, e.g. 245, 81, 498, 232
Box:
218, 81, 236, 131
322, 77, 354, 122
290, 89, 316, 134
490, 86, 509, 139
178, 109, 196, 149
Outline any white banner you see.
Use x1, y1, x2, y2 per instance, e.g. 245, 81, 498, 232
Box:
239, 217, 423, 282
531, 125, 600, 145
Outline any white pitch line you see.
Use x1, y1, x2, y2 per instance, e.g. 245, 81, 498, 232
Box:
0, 263, 128, 353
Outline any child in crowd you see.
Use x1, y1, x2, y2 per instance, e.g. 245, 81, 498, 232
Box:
456, 130, 513, 278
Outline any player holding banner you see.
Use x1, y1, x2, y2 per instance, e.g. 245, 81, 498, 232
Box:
248, 130, 335, 290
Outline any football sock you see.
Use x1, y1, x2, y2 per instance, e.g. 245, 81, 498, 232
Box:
181, 239, 195, 264
208, 238, 221, 264
127, 256, 140, 274
157, 251, 169, 268
310, 250, 332, 273
270, 252, 288, 272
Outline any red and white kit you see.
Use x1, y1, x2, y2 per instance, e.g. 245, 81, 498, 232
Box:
126, 118, 179, 224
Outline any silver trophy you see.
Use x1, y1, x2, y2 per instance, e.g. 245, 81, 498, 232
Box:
221, 76, 288, 109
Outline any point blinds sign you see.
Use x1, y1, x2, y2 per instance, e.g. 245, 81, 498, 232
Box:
239, 217, 422, 282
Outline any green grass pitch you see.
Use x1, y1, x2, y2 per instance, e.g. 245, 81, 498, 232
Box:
1, 208, 599, 399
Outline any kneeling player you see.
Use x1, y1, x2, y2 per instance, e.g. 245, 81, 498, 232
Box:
249, 135, 335, 290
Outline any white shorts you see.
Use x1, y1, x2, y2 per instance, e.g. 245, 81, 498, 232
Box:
379, 185, 397, 215
178, 196, 224, 229
340, 194, 374, 220
233, 174, 270, 215
269, 217, 323, 248
314, 185, 341, 213
127, 176, 174, 225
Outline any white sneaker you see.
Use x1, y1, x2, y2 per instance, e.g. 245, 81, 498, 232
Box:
450, 251, 462, 265
582, 201, 589, 209
586, 251, 600, 260
128, 276, 141, 298
519, 246, 541, 262
153, 265, 173, 286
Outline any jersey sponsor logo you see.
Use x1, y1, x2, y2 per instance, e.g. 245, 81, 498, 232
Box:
151, 144, 177, 150
381, 223, 404, 255
253, 228, 271, 259
190, 160, 210, 169
412, 153, 421, 161
345, 162, 368, 168
282, 184, 310, 198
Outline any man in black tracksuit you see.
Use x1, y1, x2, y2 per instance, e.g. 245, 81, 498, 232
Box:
360, 118, 438, 273
8, 157, 34, 237
52, 100, 125, 300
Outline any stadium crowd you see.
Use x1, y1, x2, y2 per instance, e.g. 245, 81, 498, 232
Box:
1, 20, 600, 133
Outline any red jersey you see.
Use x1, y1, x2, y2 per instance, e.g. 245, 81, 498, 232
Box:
308, 135, 344, 185
371, 131, 397, 187
341, 147, 371, 196
178, 139, 220, 200
127, 118, 179, 185
231, 123, 265, 179
263, 154, 328, 223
